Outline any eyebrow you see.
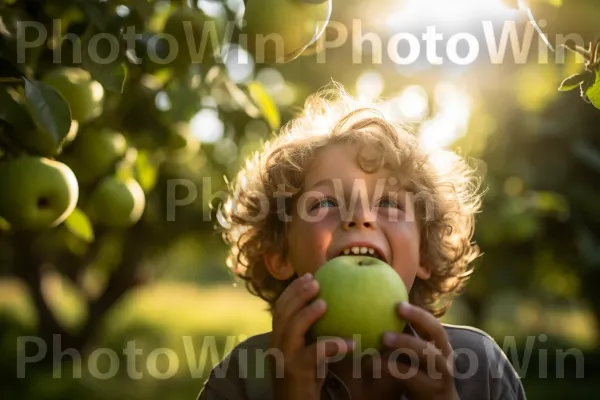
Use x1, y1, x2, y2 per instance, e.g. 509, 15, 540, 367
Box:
305, 177, 405, 194
306, 178, 334, 191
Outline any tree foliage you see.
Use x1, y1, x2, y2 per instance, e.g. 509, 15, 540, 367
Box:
0, 0, 280, 353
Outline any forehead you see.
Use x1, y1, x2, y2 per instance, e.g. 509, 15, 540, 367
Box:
304, 142, 399, 189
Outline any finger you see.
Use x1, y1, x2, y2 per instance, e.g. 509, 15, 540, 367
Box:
397, 302, 453, 358
382, 333, 450, 376
281, 298, 328, 353
273, 273, 319, 327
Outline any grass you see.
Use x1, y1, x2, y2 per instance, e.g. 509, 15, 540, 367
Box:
1, 277, 598, 399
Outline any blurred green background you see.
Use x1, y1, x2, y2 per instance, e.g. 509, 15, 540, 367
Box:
1, 0, 600, 399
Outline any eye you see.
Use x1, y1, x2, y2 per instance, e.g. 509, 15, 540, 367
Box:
310, 196, 338, 211
377, 196, 402, 209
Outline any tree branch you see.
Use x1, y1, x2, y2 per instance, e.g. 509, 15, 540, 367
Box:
55, 230, 105, 292
72, 224, 148, 350
12, 232, 73, 350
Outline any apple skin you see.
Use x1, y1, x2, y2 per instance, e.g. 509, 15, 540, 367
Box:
163, 7, 226, 70
42, 67, 104, 123
310, 255, 408, 351
67, 128, 128, 185
86, 176, 146, 228
243, 0, 332, 64
0, 157, 79, 230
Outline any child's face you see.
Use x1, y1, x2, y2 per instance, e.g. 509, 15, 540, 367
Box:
279, 142, 430, 291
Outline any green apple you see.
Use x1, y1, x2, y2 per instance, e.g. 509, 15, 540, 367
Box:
42, 67, 104, 123
68, 128, 128, 185
163, 7, 226, 71
243, 0, 332, 64
310, 255, 408, 351
0, 157, 79, 230
86, 176, 146, 228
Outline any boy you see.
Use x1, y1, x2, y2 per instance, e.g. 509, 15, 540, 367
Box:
197, 84, 526, 399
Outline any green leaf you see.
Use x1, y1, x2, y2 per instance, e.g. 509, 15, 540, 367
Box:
558, 71, 590, 92
0, 87, 34, 129
22, 79, 71, 154
64, 208, 95, 243
247, 81, 280, 131
135, 151, 158, 192
584, 69, 600, 109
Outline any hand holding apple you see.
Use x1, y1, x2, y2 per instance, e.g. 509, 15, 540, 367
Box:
381, 303, 458, 400
269, 273, 355, 400
309, 255, 409, 351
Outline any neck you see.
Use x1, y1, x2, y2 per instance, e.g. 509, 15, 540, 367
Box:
327, 353, 406, 399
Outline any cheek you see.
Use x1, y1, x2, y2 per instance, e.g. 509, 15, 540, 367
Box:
387, 221, 420, 251
286, 212, 338, 272
385, 222, 421, 278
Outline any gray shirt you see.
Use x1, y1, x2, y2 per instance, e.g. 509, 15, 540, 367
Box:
197, 323, 527, 400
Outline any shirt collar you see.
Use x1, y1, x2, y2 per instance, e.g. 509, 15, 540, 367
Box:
323, 323, 420, 399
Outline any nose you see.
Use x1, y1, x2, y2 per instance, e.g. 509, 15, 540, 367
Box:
341, 209, 376, 230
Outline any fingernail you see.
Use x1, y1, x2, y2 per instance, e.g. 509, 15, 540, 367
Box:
302, 273, 312, 281
383, 332, 398, 346
398, 302, 411, 315
313, 299, 326, 310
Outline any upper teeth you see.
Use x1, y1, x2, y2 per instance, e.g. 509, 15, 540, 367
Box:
343, 246, 376, 256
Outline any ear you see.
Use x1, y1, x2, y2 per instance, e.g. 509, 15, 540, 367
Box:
263, 251, 295, 281
416, 264, 431, 281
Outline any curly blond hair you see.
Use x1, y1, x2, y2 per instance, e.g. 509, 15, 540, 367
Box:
216, 83, 482, 318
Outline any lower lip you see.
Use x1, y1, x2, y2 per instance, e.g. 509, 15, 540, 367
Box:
338, 253, 382, 260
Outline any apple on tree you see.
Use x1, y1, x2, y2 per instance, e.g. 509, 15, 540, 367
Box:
41, 67, 105, 123
243, 0, 332, 64
85, 176, 146, 229
64, 128, 129, 185
309, 255, 409, 352
162, 7, 226, 71
0, 157, 79, 230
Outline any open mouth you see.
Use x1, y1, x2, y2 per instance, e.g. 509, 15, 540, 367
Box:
337, 246, 386, 262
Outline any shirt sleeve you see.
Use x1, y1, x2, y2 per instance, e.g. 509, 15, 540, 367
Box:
197, 385, 230, 400
196, 349, 250, 400
447, 325, 528, 400
486, 337, 527, 400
